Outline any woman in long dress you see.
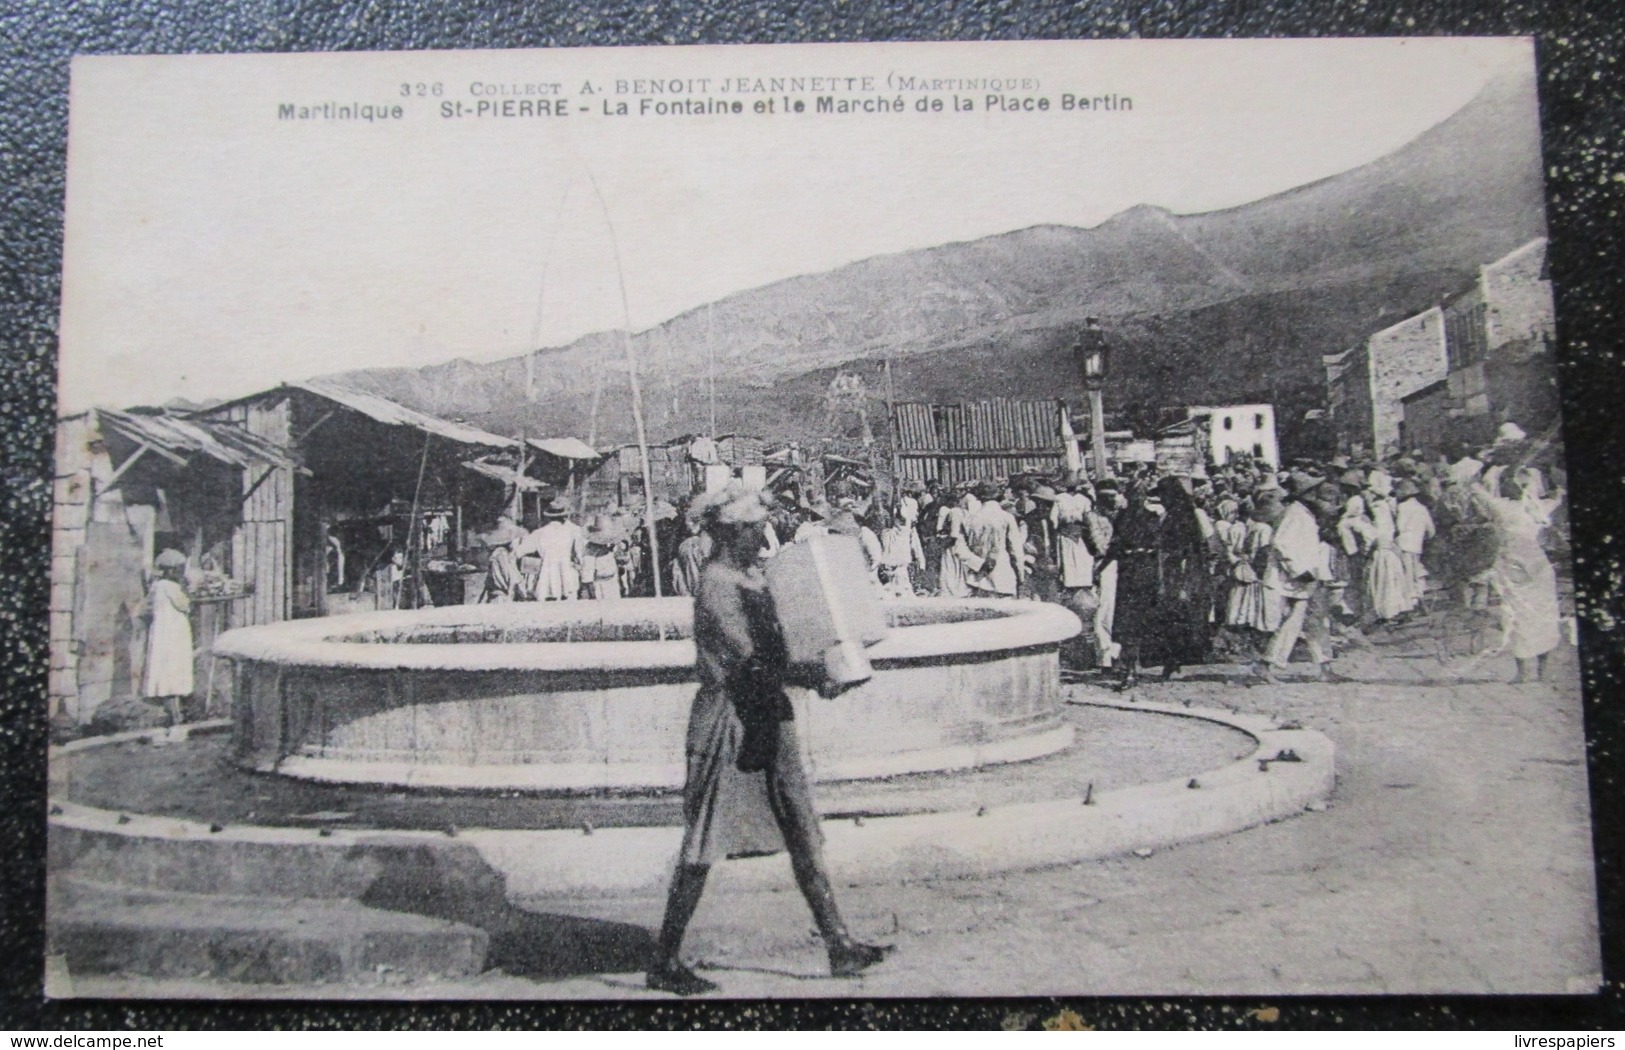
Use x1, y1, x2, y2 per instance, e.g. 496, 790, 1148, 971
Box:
1103, 482, 1162, 689
1210, 498, 1245, 625
648, 488, 888, 995
873, 503, 925, 598
936, 489, 978, 598
1361, 475, 1415, 623
1225, 494, 1284, 634
142, 549, 193, 738
1050, 482, 1098, 591
1150, 476, 1214, 678
1474, 468, 1563, 683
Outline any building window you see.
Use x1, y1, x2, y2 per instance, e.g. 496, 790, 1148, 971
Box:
1253, 443, 1264, 459
1445, 300, 1489, 371
1254, 413, 1265, 430
1223, 416, 1233, 431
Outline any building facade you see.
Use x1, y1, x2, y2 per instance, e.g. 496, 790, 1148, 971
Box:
1323, 343, 1375, 457
1323, 238, 1556, 457
1439, 238, 1558, 448
1368, 307, 1450, 458
1187, 404, 1279, 468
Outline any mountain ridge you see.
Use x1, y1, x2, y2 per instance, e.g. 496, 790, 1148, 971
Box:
327, 68, 1546, 454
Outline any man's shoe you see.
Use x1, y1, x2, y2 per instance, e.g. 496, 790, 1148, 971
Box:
647, 956, 718, 996
828, 938, 892, 978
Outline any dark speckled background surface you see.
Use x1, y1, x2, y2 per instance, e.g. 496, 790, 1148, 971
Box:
3, 0, 1624, 1031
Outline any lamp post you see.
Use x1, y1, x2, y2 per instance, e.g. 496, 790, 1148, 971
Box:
1074, 316, 1111, 480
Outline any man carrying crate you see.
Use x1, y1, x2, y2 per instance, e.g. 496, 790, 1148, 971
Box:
647, 485, 891, 996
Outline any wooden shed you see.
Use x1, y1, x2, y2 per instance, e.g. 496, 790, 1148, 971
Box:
48, 407, 302, 726
197, 380, 524, 619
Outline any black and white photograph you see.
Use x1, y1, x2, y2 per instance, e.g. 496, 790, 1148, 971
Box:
41, 37, 1600, 1000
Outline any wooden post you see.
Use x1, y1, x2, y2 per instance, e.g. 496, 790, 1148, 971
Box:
883, 356, 899, 480
707, 302, 717, 440
1089, 388, 1109, 480
405, 433, 432, 609
623, 332, 663, 599
583, 162, 668, 611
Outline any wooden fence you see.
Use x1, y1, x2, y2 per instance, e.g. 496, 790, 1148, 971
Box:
891, 399, 1068, 484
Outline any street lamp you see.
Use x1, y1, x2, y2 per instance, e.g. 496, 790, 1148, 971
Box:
1073, 317, 1111, 480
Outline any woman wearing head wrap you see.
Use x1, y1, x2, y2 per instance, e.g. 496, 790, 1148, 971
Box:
1361, 470, 1417, 623
648, 487, 889, 995
1226, 490, 1285, 634
934, 487, 980, 598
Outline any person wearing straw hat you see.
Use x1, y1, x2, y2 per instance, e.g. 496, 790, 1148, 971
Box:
141, 549, 194, 742
514, 496, 589, 601
477, 516, 526, 603
648, 485, 890, 996
582, 514, 629, 600
1393, 478, 1435, 615
1251, 474, 1341, 685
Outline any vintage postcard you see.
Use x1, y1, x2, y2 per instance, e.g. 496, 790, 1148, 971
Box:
45, 38, 1599, 999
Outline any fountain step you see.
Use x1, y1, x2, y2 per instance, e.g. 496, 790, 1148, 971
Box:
48, 889, 489, 984
50, 817, 511, 910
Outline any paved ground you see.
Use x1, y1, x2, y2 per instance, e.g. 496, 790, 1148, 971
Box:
51, 705, 1252, 828
65, 620, 1602, 1000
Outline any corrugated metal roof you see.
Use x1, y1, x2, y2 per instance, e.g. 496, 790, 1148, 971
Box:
289, 380, 516, 449
97, 408, 300, 470
461, 458, 550, 491
526, 436, 601, 461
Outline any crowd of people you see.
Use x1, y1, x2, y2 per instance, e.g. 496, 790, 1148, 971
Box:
472, 420, 1569, 688
891, 421, 1567, 687
455, 423, 1572, 997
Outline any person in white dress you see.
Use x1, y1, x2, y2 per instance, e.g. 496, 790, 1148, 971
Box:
142, 548, 193, 740
873, 504, 925, 598
1474, 468, 1564, 683
514, 496, 589, 600
1360, 473, 1414, 622
1225, 494, 1284, 633
583, 515, 628, 600
1050, 481, 1098, 591
935, 488, 979, 598
1393, 478, 1436, 613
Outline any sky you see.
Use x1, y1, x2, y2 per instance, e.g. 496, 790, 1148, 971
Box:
56, 37, 1536, 412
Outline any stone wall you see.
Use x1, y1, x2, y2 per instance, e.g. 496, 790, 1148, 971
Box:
1322, 346, 1372, 456
1482, 238, 1554, 350
1368, 307, 1448, 457
49, 415, 95, 722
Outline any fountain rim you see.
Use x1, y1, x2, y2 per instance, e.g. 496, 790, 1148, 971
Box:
212, 596, 1083, 673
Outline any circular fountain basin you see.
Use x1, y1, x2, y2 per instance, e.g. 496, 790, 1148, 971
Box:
214, 597, 1082, 791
